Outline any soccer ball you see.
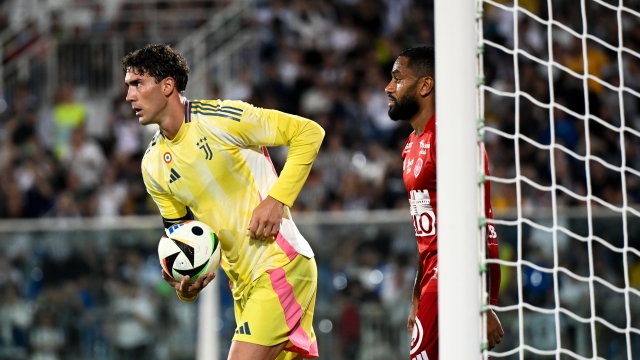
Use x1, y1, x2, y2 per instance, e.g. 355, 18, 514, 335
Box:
158, 220, 221, 283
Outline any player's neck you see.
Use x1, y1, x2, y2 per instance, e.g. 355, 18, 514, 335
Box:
159, 96, 187, 140
409, 103, 435, 137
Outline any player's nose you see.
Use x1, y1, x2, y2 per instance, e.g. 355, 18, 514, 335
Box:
125, 87, 136, 102
384, 80, 395, 94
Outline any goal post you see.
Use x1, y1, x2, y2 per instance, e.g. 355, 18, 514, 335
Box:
435, 0, 483, 359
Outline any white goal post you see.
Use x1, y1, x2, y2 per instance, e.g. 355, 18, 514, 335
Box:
435, 0, 482, 359
439, 0, 640, 359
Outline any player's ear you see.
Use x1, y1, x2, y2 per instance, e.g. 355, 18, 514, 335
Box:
162, 77, 176, 96
419, 76, 434, 97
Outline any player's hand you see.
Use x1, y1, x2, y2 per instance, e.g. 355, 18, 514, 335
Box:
486, 308, 504, 349
407, 300, 419, 334
248, 196, 284, 240
162, 270, 216, 300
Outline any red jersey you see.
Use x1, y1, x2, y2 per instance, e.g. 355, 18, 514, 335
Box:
402, 115, 501, 305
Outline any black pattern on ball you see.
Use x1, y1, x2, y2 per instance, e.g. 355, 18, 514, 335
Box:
174, 259, 210, 277
172, 239, 195, 266
192, 226, 203, 236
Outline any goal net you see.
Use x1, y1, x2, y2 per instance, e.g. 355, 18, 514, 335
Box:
478, 0, 640, 359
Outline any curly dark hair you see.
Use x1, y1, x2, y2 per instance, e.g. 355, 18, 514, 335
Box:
122, 44, 190, 92
399, 46, 434, 79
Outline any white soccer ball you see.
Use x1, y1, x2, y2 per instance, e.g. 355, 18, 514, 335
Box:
158, 220, 221, 283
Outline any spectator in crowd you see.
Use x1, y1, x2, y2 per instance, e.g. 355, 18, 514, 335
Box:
105, 279, 156, 360
0, 284, 33, 355
29, 311, 65, 360
51, 83, 87, 159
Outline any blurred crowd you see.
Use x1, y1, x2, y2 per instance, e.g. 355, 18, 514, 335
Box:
483, 0, 640, 212
0, 232, 206, 360
0, 0, 428, 220
1, 0, 640, 359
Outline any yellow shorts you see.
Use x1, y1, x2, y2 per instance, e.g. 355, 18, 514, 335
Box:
233, 255, 318, 359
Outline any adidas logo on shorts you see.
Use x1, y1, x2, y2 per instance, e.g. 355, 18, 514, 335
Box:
235, 322, 251, 335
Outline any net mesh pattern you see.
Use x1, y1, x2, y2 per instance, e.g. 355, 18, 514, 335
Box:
478, 1, 640, 358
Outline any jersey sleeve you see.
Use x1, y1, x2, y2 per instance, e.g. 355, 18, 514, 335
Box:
201, 100, 325, 207
484, 147, 501, 306
141, 162, 188, 221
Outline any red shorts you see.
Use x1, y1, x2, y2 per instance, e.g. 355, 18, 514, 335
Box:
410, 292, 438, 360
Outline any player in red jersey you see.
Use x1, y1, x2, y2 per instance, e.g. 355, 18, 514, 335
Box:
385, 46, 504, 360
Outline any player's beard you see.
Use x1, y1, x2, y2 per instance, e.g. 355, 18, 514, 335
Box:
388, 89, 420, 121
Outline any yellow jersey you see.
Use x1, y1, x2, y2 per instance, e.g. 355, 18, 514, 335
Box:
141, 99, 325, 299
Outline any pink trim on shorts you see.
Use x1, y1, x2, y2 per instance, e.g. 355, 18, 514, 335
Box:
275, 232, 298, 261
308, 340, 319, 357
284, 325, 319, 358
267, 267, 318, 358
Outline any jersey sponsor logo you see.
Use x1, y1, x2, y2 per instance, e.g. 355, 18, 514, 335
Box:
164, 152, 172, 163
419, 140, 429, 155
197, 138, 213, 160
409, 190, 436, 237
410, 317, 425, 355
414, 158, 423, 178
404, 141, 413, 153
234, 322, 251, 335
169, 168, 182, 184
405, 158, 414, 174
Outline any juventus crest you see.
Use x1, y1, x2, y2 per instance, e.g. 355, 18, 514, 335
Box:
196, 137, 213, 160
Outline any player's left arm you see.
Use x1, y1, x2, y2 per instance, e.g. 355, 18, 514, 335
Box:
252, 108, 324, 239
483, 147, 504, 348
215, 100, 325, 238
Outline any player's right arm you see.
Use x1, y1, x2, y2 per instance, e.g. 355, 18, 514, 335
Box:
141, 162, 213, 301
141, 163, 190, 226
408, 252, 423, 334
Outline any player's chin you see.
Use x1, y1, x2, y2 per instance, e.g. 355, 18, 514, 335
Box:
138, 116, 152, 125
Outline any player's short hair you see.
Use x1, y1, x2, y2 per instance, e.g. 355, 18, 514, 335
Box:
399, 46, 434, 79
122, 44, 190, 92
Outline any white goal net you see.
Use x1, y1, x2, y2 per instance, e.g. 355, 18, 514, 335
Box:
478, 0, 640, 359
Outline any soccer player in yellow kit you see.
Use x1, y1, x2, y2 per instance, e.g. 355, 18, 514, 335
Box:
123, 45, 324, 360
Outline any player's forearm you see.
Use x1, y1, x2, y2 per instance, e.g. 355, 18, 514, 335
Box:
412, 253, 423, 303
269, 120, 325, 207
162, 207, 194, 229
488, 264, 500, 306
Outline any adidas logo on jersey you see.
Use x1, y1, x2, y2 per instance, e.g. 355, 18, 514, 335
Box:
235, 322, 251, 335
169, 168, 181, 183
